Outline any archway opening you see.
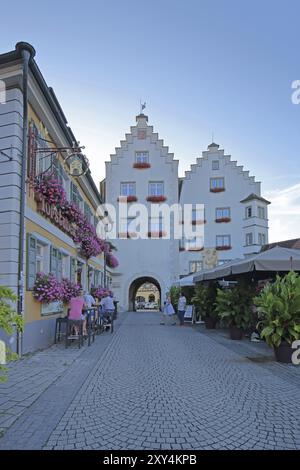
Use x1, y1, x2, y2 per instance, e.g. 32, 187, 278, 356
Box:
128, 277, 161, 311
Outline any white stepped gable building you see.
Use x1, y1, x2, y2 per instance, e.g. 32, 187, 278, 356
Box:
104, 113, 270, 310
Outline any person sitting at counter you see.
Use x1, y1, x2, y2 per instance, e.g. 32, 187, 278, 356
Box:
68, 289, 87, 336
84, 290, 96, 309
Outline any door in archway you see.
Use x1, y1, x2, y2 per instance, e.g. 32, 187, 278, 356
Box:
128, 276, 161, 311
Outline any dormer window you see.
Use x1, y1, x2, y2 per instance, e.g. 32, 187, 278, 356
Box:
135, 151, 149, 164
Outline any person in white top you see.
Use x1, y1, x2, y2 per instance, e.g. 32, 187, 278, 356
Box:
177, 292, 187, 326
83, 291, 96, 309
160, 295, 176, 326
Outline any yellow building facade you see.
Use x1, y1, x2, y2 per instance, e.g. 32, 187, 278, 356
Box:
0, 42, 112, 353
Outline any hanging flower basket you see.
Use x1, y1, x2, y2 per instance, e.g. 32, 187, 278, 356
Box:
32, 176, 67, 205
106, 253, 119, 269
215, 217, 231, 223
133, 162, 151, 169
146, 195, 167, 203
216, 245, 232, 251
60, 278, 81, 303
92, 287, 113, 300
210, 188, 225, 193
33, 273, 63, 303
117, 195, 138, 203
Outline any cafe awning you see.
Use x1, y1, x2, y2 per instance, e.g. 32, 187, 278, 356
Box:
193, 246, 300, 283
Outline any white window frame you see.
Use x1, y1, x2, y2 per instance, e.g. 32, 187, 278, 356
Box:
135, 151, 149, 164
246, 233, 253, 246
32, 234, 51, 274
216, 207, 230, 219
149, 182, 164, 196
245, 206, 252, 218
210, 177, 224, 190
189, 261, 203, 273
212, 160, 219, 170
120, 182, 136, 196
258, 233, 266, 245
216, 235, 231, 247
61, 252, 70, 279
258, 206, 265, 219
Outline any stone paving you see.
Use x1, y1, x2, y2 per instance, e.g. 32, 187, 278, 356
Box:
0, 311, 299, 450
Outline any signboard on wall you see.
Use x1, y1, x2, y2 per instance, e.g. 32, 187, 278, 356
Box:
202, 248, 218, 269
41, 301, 63, 316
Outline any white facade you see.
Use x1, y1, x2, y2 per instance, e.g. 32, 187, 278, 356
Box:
105, 114, 179, 310
179, 142, 270, 276
104, 115, 270, 310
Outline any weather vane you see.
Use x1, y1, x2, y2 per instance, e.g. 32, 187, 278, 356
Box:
140, 100, 146, 114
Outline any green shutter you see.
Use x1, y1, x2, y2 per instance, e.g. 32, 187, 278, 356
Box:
50, 246, 58, 276
57, 251, 63, 280
26, 234, 37, 290
70, 257, 76, 282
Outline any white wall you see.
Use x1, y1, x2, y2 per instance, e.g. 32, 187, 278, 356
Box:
0, 87, 23, 292
179, 143, 265, 275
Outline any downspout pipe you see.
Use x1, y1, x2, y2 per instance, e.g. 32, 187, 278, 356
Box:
16, 42, 35, 357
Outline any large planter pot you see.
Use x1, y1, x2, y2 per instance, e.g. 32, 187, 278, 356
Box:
274, 343, 294, 363
229, 326, 243, 340
204, 317, 217, 329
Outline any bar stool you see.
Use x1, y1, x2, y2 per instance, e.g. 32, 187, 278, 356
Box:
65, 319, 84, 348
54, 316, 68, 343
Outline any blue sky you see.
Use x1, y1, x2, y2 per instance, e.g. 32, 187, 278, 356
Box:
1, 0, 299, 241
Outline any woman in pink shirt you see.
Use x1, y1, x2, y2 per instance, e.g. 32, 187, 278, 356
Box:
68, 289, 87, 335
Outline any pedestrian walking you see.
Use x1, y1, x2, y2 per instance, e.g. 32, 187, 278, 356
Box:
177, 292, 187, 326
160, 295, 176, 325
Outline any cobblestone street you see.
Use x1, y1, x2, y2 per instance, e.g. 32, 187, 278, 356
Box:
0, 311, 300, 450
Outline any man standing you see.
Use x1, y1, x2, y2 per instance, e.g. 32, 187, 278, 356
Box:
177, 292, 187, 326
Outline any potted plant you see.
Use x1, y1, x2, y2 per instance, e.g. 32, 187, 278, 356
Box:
169, 285, 181, 313
0, 287, 24, 382
215, 283, 253, 339
254, 271, 300, 363
192, 282, 218, 328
